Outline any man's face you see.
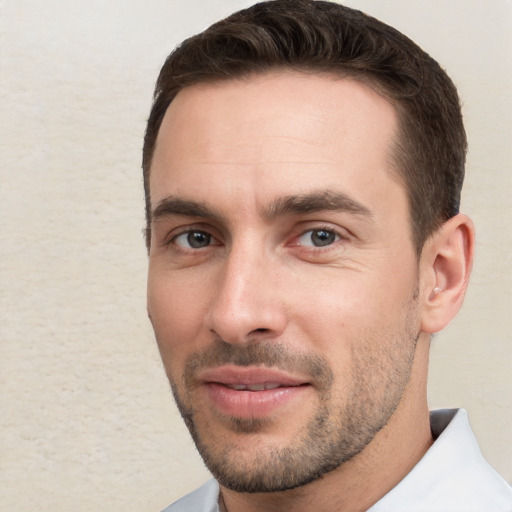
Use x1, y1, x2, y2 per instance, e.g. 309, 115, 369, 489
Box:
147, 72, 423, 492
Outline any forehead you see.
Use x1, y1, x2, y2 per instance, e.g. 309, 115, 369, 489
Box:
149, 71, 403, 219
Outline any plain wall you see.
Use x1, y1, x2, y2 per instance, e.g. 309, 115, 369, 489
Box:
1, 1, 510, 510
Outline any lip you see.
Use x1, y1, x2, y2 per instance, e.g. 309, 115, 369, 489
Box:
197, 365, 311, 419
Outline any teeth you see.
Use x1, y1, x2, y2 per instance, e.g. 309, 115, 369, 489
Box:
259, 383, 280, 390
226, 383, 281, 391
247, 384, 266, 391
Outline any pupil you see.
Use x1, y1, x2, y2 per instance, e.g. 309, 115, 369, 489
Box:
311, 230, 335, 246
188, 231, 210, 248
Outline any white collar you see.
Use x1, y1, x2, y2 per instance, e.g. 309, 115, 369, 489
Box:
369, 408, 512, 511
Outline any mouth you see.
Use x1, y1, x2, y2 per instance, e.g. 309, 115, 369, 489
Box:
196, 365, 311, 419
223, 382, 288, 391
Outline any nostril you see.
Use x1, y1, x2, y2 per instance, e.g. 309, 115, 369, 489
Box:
250, 328, 270, 334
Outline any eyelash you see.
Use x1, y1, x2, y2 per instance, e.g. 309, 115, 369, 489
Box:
294, 227, 343, 249
165, 224, 346, 253
171, 229, 217, 250
163, 225, 216, 250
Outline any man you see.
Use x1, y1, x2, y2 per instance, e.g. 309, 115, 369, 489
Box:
143, 1, 512, 510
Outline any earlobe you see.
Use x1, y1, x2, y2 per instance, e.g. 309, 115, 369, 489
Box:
420, 214, 474, 334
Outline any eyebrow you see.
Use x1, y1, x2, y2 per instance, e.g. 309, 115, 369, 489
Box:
262, 191, 372, 221
152, 197, 219, 222
151, 190, 372, 223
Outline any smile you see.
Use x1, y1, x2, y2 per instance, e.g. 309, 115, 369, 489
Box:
197, 365, 311, 419
224, 383, 287, 391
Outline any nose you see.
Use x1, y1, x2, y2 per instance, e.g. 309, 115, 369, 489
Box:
204, 244, 287, 344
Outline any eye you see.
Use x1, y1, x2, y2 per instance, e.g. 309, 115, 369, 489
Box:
298, 229, 340, 247
173, 230, 213, 249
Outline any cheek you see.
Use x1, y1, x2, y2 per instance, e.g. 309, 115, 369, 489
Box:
290, 264, 416, 355
147, 270, 210, 368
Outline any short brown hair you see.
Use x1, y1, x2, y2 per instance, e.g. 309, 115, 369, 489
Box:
143, 0, 466, 253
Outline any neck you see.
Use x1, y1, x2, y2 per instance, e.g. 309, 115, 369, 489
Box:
220, 336, 433, 512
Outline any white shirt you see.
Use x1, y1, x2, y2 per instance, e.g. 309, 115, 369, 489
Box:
163, 409, 512, 512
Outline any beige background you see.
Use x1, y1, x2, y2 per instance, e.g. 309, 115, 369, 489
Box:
1, 1, 510, 510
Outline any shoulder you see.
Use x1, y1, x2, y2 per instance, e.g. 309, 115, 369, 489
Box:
161, 479, 220, 512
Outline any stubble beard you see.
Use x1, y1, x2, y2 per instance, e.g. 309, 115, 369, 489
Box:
165, 303, 420, 493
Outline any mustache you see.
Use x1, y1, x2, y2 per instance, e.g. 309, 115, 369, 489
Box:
183, 339, 334, 389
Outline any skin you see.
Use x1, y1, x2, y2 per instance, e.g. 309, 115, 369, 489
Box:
147, 72, 473, 512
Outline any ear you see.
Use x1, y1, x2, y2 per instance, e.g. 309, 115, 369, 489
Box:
419, 214, 474, 334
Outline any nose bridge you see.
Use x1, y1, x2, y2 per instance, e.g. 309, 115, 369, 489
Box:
205, 236, 285, 343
